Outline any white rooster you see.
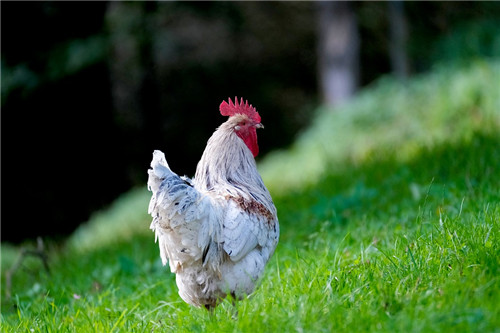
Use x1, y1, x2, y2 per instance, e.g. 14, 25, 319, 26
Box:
147, 97, 279, 309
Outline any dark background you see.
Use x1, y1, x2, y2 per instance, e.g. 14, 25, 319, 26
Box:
2, 2, 499, 243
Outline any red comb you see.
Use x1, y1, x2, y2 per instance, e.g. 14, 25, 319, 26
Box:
219, 97, 261, 123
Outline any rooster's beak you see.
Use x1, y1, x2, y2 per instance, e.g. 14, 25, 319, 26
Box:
255, 123, 264, 129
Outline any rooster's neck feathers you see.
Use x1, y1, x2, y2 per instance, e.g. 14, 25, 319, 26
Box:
193, 120, 275, 214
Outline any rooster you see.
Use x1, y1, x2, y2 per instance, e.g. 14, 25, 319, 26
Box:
147, 97, 279, 309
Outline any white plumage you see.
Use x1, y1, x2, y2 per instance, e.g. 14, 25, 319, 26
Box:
148, 100, 279, 309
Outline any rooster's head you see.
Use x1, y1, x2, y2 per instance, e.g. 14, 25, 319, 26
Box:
220, 97, 263, 158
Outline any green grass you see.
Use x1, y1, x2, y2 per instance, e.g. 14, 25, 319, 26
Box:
1, 60, 499, 332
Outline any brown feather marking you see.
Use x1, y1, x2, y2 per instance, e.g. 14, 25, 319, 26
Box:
229, 196, 275, 223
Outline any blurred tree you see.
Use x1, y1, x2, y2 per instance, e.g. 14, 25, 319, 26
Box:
316, 1, 360, 107
388, 1, 409, 80
106, 1, 147, 131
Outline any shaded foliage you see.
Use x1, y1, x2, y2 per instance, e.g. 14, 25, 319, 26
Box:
2, 2, 499, 242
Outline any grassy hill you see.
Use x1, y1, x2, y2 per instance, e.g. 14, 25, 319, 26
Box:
1, 60, 499, 332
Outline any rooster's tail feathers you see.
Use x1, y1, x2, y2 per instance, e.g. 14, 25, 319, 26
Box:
148, 150, 175, 214
150, 150, 171, 179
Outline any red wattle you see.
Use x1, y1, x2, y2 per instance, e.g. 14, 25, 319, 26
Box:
239, 127, 259, 158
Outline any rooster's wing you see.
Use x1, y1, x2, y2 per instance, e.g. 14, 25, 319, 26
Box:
148, 150, 222, 273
